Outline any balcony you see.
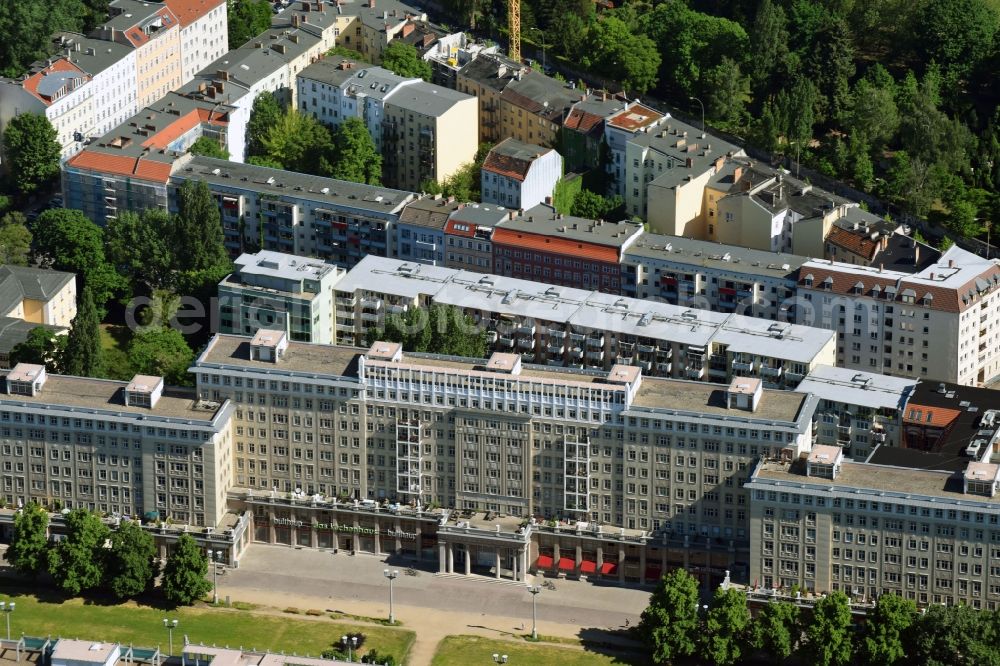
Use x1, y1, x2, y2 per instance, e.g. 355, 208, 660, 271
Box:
586, 336, 604, 348
517, 337, 534, 350
585, 350, 604, 362
386, 303, 407, 315
655, 362, 671, 374
760, 366, 783, 378
547, 343, 565, 355
617, 356, 634, 365
361, 298, 382, 310
360, 311, 380, 322
516, 324, 535, 336
569, 333, 586, 343
732, 360, 755, 373
486, 331, 498, 344
498, 336, 515, 348
521, 352, 535, 363
570, 347, 584, 359
785, 371, 805, 384
637, 344, 656, 354
686, 366, 705, 379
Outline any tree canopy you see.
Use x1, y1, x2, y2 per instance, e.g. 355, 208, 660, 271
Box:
188, 136, 230, 160
9, 326, 66, 371
162, 533, 212, 606
172, 180, 229, 274
803, 591, 853, 666
4, 502, 49, 578
47, 508, 110, 596
0, 0, 88, 77
637, 569, 700, 663
380, 41, 432, 80
3, 113, 61, 194
0, 212, 33, 266
227, 0, 271, 49
861, 593, 917, 666
128, 327, 195, 386
367, 304, 487, 359
105, 520, 158, 600
328, 117, 382, 185
61, 287, 103, 378
246, 91, 284, 161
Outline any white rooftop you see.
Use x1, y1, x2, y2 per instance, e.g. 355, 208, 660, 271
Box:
808, 444, 843, 465
51, 640, 118, 664
794, 365, 917, 411
338, 257, 835, 362
234, 250, 339, 283
802, 245, 996, 290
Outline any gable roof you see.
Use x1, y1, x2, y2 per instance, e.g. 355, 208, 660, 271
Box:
482, 138, 552, 182
164, 0, 226, 27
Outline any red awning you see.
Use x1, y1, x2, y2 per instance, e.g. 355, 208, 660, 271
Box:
580, 560, 597, 573
536, 554, 554, 568
600, 561, 618, 575
719, 287, 736, 295
557, 557, 576, 571
645, 566, 663, 580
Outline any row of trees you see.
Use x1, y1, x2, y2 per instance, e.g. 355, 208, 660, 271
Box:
245, 92, 382, 184
0, 0, 110, 77
365, 304, 488, 359
4, 503, 211, 605
640, 568, 1000, 666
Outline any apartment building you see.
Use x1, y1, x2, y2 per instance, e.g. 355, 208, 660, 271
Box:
0, 364, 235, 527
442, 203, 507, 272
621, 232, 806, 320
97, 0, 182, 109
332, 256, 837, 387
170, 155, 414, 260
0, 266, 76, 368
0, 60, 94, 160
423, 31, 497, 90
218, 250, 346, 344
825, 210, 939, 270
481, 139, 562, 211
165, 0, 228, 81
490, 203, 642, 293
747, 441, 1000, 609
195, 331, 817, 584
561, 93, 630, 172
59, 34, 138, 141
795, 245, 1000, 384
793, 366, 916, 461
296, 60, 478, 190
393, 195, 462, 265
63, 93, 233, 223
455, 53, 522, 144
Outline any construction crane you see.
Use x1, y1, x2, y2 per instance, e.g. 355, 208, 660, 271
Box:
508, 0, 520, 62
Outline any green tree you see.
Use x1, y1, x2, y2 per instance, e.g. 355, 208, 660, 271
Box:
259, 109, 335, 175
0, 0, 87, 77
161, 533, 212, 606
380, 41, 432, 81
227, 0, 272, 48
172, 180, 229, 273
803, 591, 853, 666
915, 0, 1000, 92
105, 209, 175, 294
3, 113, 61, 194
570, 189, 623, 220
61, 287, 102, 377
30, 208, 124, 312
105, 520, 157, 600
842, 72, 899, 147
246, 91, 284, 160
751, 600, 801, 660
907, 604, 990, 666
704, 57, 750, 125
47, 508, 110, 596
860, 593, 916, 666
427, 304, 487, 358
775, 77, 817, 148
637, 569, 700, 663
3, 502, 49, 578
325, 45, 367, 61
128, 327, 194, 386
9, 326, 66, 371
329, 117, 382, 185
0, 211, 33, 265
703, 588, 751, 666
805, 16, 855, 122
747, 0, 790, 102
583, 17, 660, 94
188, 136, 229, 159
246, 155, 284, 169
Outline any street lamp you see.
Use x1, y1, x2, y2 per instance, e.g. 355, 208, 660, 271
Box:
492, 654, 508, 664
0, 601, 14, 640
527, 585, 541, 640
207, 549, 222, 605
383, 569, 399, 625
690, 96, 705, 136
341, 635, 358, 663
162, 618, 178, 655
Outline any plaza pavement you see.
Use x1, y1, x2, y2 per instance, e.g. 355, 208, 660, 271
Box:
217, 544, 651, 664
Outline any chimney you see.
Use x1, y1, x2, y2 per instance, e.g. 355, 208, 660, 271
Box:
369, 0, 375, 7
914, 244, 919, 264
301, 0, 309, 9
949, 259, 955, 268
217, 69, 230, 81
732, 166, 743, 182
402, 22, 414, 37
685, 157, 693, 168
601, 91, 607, 101
882, 234, 889, 251
544, 195, 552, 205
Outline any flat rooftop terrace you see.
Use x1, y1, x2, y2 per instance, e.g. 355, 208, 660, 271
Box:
631, 378, 808, 423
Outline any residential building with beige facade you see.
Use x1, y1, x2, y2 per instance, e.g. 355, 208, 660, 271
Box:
0, 266, 76, 368
0, 364, 235, 527
192, 331, 817, 584
747, 442, 1000, 609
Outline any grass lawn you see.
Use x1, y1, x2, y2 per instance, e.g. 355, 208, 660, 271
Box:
0, 590, 415, 664
431, 635, 630, 666
99, 324, 135, 380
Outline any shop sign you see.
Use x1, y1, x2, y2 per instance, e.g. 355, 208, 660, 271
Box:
270, 517, 415, 539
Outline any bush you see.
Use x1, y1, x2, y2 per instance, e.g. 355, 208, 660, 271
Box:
306, 609, 324, 616
283, 607, 302, 614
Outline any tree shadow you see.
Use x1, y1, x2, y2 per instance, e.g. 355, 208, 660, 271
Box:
576, 627, 648, 665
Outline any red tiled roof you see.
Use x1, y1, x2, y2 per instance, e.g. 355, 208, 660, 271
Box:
22, 59, 88, 104
164, 0, 225, 27
492, 228, 620, 263
66, 150, 173, 182
123, 7, 178, 47
482, 152, 531, 182
444, 219, 478, 237
827, 226, 879, 260
904, 403, 962, 428
563, 108, 604, 134
140, 108, 227, 150
607, 103, 660, 130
